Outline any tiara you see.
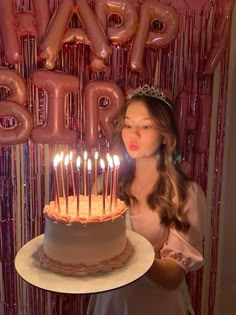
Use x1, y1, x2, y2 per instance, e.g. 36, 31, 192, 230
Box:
132, 85, 172, 109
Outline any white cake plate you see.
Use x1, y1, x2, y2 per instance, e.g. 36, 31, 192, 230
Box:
15, 230, 155, 294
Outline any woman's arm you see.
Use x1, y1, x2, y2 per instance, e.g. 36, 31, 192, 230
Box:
146, 257, 185, 291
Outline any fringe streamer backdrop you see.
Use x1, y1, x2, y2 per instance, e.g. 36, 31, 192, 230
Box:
0, 0, 233, 314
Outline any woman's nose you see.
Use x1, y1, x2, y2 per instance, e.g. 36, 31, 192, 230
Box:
130, 126, 140, 137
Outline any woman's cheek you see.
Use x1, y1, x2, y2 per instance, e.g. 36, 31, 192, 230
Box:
121, 130, 130, 150
121, 128, 128, 141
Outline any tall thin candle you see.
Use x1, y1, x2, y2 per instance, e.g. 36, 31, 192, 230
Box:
83, 151, 88, 196
100, 159, 106, 214
113, 155, 120, 208
53, 154, 61, 213
69, 151, 76, 196
76, 156, 81, 217
105, 153, 111, 197
64, 154, 69, 214
108, 158, 114, 212
94, 151, 98, 195
87, 158, 92, 216
60, 151, 65, 198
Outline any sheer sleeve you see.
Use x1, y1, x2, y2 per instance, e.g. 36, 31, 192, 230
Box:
160, 182, 206, 273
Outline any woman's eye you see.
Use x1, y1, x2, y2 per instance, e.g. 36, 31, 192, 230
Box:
142, 125, 153, 129
124, 124, 132, 129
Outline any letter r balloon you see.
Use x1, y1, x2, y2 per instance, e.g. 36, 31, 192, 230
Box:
84, 81, 125, 148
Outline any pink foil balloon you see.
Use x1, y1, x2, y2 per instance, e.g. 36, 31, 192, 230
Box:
130, 0, 179, 72
0, 101, 33, 145
41, 0, 111, 69
0, 67, 27, 104
84, 81, 124, 147
0, 68, 33, 144
32, 0, 50, 42
91, 0, 138, 72
204, 0, 234, 75
75, 0, 111, 59
89, 57, 108, 73
94, 0, 138, 45
31, 70, 79, 144
16, 13, 37, 36
0, 1, 21, 64
63, 28, 91, 46
182, 0, 208, 10
40, 0, 75, 69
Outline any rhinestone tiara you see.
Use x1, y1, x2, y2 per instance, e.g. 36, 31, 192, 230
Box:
132, 85, 172, 109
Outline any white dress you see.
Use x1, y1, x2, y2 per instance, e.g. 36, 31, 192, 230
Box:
87, 182, 206, 315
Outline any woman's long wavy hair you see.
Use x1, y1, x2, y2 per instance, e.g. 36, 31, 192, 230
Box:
112, 94, 191, 232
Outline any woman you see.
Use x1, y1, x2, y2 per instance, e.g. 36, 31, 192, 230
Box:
87, 86, 206, 315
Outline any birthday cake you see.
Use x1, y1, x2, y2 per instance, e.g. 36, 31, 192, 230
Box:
39, 195, 132, 276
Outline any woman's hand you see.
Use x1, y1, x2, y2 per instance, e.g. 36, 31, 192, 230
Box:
146, 257, 185, 291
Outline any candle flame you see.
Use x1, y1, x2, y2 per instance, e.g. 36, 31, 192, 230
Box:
84, 151, 88, 161
87, 158, 92, 172
69, 151, 73, 161
113, 155, 120, 168
60, 151, 64, 161
100, 159, 105, 170
64, 154, 69, 167
94, 151, 98, 160
108, 156, 113, 169
53, 154, 61, 168
76, 156, 81, 169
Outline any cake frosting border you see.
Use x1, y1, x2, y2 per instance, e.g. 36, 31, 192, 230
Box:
44, 196, 127, 224
39, 239, 133, 276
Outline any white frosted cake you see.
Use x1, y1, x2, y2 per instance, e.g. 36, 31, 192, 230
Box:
39, 195, 132, 276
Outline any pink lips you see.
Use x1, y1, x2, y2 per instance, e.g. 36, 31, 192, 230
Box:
129, 143, 138, 151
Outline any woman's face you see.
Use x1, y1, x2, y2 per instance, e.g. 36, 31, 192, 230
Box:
121, 101, 163, 159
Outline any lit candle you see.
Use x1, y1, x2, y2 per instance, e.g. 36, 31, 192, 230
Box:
60, 152, 65, 199
69, 151, 76, 196
108, 157, 114, 212
83, 151, 88, 196
64, 154, 69, 214
105, 153, 111, 197
100, 159, 106, 214
87, 158, 92, 216
76, 156, 81, 217
94, 151, 98, 195
53, 154, 61, 213
113, 155, 120, 207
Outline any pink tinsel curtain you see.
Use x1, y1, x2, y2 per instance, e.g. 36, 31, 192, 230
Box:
0, 0, 233, 314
